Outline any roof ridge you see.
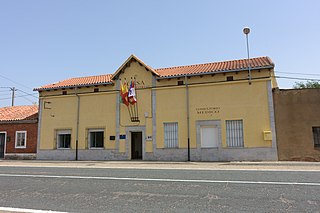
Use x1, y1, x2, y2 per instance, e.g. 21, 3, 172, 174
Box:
67, 73, 113, 80
155, 56, 269, 71
0, 105, 37, 109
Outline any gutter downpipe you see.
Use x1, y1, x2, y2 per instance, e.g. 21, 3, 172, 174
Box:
185, 76, 190, 161
75, 87, 80, 161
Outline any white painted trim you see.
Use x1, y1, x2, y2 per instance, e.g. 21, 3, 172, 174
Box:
0, 131, 7, 158
15, 131, 27, 149
88, 129, 105, 149
56, 129, 72, 149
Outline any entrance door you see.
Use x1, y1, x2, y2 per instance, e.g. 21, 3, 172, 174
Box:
0, 133, 5, 159
200, 125, 219, 148
131, 132, 142, 159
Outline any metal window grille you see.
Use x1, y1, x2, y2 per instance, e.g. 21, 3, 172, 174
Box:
57, 130, 71, 148
89, 130, 104, 148
164, 122, 178, 148
226, 120, 244, 147
313, 127, 320, 148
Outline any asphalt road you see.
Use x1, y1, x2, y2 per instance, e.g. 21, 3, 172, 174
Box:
0, 166, 319, 212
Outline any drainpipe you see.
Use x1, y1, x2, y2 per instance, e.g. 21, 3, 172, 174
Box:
75, 87, 80, 161
185, 76, 190, 161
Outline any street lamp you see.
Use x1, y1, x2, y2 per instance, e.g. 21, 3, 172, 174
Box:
243, 27, 252, 85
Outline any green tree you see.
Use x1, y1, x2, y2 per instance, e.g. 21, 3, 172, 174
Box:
293, 81, 320, 89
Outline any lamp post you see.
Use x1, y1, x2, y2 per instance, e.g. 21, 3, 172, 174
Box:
243, 27, 252, 85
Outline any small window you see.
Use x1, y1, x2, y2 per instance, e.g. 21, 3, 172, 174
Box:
226, 120, 244, 147
57, 130, 71, 149
313, 127, 320, 148
164, 122, 178, 148
177, 80, 184, 85
94, 88, 99, 92
88, 129, 104, 148
227, 76, 234, 81
15, 131, 27, 148
62, 91, 67, 95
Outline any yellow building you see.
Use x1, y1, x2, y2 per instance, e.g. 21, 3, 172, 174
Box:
35, 55, 278, 161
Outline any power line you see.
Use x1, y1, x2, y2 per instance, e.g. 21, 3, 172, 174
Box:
0, 74, 33, 90
20, 95, 37, 104
0, 94, 37, 101
274, 76, 320, 81
16, 89, 38, 99
0, 96, 12, 100
0, 86, 38, 106
275, 71, 320, 76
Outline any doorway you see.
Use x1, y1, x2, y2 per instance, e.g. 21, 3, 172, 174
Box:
0, 133, 5, 159
131, 132, 142, 159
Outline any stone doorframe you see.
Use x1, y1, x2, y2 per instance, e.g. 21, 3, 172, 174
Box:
125, 126, 146, 160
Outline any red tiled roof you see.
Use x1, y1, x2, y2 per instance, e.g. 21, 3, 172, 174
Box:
35, 74, 113, 91
155, 56, 274, 78
35, 56, 273, 91
0, 105, 38, 122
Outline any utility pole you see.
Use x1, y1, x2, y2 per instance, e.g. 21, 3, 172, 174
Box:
10, 87, 16, 106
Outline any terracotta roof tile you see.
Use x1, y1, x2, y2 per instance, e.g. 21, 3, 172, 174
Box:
35, 74, 113, 91
155, 56, 274, 77
0, 105, 38, 122
35, 56, 274, 91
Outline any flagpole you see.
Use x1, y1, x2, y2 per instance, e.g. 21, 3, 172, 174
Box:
127, 105, 132, 121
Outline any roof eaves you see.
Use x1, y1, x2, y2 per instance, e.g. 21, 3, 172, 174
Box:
34, 81, 113, 91
0, 119, 38, 124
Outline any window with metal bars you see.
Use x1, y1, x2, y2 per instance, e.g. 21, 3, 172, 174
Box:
226, 120, 244, 147
313, 127, 320, 148
164, 122, 178, 148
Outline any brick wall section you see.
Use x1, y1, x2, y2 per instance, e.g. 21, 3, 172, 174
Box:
273, 88, 320, 161
0, 122, 38, 154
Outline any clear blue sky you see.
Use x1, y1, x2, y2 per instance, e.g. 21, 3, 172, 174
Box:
1, 0, 320, 107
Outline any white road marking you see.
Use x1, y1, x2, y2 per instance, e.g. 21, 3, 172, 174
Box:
0, 206, 67, 213
0, 164, 320, 172
0, 173, 320, 186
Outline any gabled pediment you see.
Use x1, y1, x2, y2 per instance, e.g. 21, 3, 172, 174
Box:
112, 54, 159, 80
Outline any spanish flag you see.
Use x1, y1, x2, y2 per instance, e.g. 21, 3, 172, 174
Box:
120, 81, 129, 106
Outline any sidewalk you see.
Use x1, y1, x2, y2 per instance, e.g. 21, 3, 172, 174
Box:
1, 160, 320, 171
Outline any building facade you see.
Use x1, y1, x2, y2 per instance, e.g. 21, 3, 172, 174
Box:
0, 105, 38, 159
35, 55, 278, 161
273, 88, 320, 161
